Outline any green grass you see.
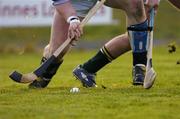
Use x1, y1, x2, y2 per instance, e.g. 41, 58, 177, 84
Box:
0, 46, 180, 119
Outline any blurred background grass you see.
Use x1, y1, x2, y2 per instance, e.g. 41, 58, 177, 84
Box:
0, 1, 179, 53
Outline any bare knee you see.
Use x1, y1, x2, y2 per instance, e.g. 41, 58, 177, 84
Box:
125, 0, 146, 22
127, 0, 145, 17
105, 0, 146, 24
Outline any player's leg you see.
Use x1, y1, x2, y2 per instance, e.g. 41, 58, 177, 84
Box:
29, 0, 98, 88
29, 10, 70, 88
128, 20, 148, 85
123, 0, 148, 85
105, 0, 148, 79
81, 33, 131, 73
73, 33, 131, 87
73, 0, 148, 87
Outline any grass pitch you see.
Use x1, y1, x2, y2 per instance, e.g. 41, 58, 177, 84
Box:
0, 46, 180, 119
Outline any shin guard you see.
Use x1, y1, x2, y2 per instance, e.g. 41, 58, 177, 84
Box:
40, 57, 63, 80
128, 20, 149, 66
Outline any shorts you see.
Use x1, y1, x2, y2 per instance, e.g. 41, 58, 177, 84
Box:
52, 0, 98, 17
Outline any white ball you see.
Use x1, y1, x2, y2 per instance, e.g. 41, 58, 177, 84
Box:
70, 87, 80, 93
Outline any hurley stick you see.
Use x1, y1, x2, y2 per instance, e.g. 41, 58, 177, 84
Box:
143, 8, 157, 89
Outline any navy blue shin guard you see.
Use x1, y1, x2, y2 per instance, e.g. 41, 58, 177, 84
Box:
128, 20, 149, 66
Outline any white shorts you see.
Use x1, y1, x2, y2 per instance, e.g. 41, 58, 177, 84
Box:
53, 0, 98, 17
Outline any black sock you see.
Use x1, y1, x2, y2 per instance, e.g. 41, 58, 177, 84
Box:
133, 52, 147, 66
82, 46, 114, 74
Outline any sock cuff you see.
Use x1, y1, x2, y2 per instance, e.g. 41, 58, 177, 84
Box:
135, 64, 145, 67
100, 46, 115, 62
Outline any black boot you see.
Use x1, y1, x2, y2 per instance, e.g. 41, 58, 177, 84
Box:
132, 64, 145, 86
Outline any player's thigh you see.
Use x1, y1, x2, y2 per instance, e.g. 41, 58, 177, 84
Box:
49, 10, 70, 55
51, 10, 69, 44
